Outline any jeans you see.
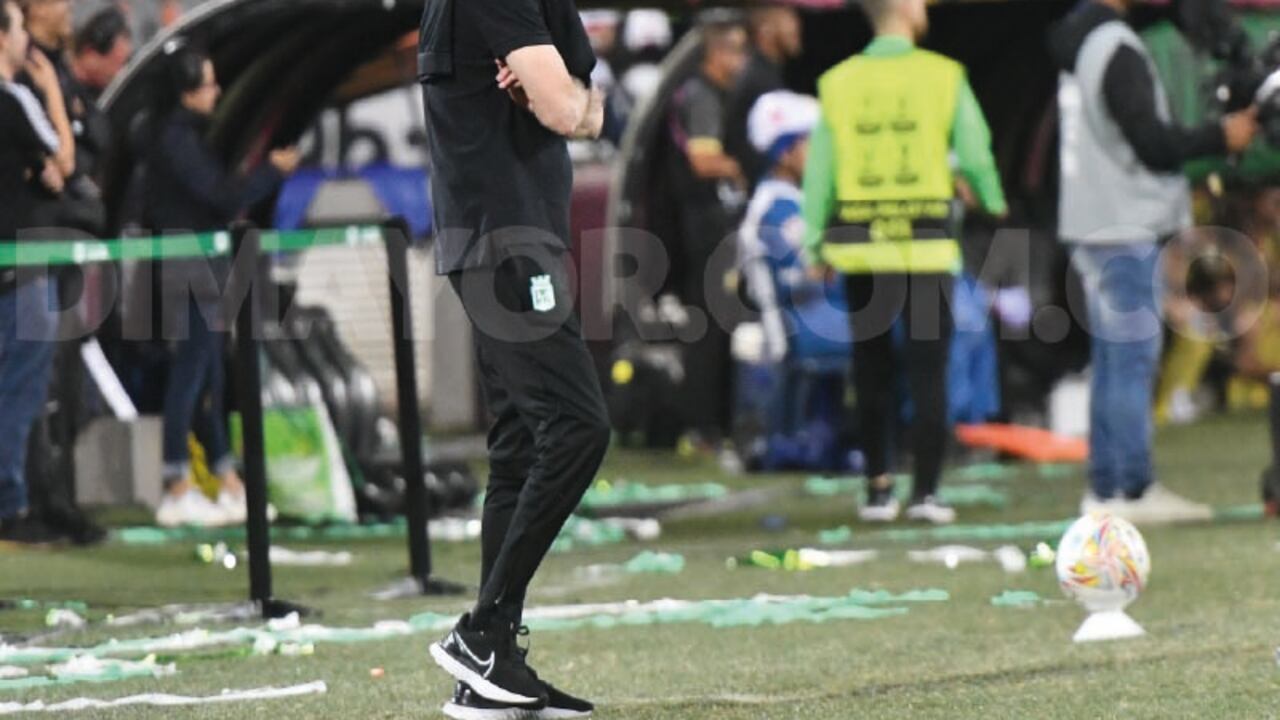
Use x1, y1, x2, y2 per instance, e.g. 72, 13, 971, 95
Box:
162, 299, 233, 482
1071, 243, 1163, 499
0, 278, 60, 520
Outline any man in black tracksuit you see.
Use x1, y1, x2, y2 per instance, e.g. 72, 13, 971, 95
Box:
418, 0, 608, 717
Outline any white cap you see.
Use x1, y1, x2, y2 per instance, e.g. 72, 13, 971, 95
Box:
748, 90, 820, 160
624, 9, 673, 52
580, 10, 622, 32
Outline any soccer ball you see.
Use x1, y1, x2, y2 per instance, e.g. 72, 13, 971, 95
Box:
1055, 513, 1151, 613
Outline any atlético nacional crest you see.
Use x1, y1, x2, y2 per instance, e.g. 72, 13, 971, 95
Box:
530, 274, 556, 313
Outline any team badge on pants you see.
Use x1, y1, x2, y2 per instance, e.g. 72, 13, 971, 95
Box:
530, 274, 557, 313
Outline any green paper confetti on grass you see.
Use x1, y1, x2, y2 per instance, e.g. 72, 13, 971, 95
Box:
803, 477, 1007, 508
578, 479, 729, 511
624, 551, 685, 575
990, 590, 1047, 609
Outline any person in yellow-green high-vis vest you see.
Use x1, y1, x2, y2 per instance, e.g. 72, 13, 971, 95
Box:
803, 0, 1006, 525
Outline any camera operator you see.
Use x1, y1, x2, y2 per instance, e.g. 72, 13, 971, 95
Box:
1050, 0, 1258, 523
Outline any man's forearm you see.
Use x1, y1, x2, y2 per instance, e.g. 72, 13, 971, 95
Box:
43, 87, 76, 177
569, 85, 604, 140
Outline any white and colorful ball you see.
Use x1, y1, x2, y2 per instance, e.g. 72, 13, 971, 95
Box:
1055, 513, 1151, 613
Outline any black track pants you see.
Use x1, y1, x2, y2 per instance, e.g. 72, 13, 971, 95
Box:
448, 248, 611, 627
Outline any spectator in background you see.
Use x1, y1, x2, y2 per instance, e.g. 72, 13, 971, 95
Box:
71, 7, 130, 99
0, 0, 73, 544
145, 45, 299, 528
1050, 0, 1256, 522
619, 8, 672, 106
725, 3, 803, 188
664, 16, 748, 449
17, 0, 123, 546
580, 9, 628, 144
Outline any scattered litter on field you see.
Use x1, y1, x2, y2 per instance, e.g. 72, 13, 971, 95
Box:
874, 519, 1074, 544
113, 516, 480, 547
0, 590, 946, 670
1214, 504, 1265, 522
0, 655, 174, 691
0, 680, 327, 714
727, 548, 878, 571
993, 546, 1028, 573
1030, 542, 1057, 568
802, 477, 1008, 508
817, 526, 854, 545
369, 667, 385, 679
258, 547, 353, 567
0, 600, 88, 614
578, 479, 729, 514
551, 516, 661, 553
908, 546, 990, 569
107, 603, 258, 628
990, 591, 1048, 609
624, 551, 686, 574
44, 610, 86, 630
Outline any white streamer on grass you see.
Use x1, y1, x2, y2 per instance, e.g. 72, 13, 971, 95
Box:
0, 680, 327, 715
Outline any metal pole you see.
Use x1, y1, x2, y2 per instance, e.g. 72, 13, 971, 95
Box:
230, 222, 274, 612
383, 218, 464, 596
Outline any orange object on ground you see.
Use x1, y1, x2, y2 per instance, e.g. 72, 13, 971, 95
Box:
955, 424, 1088, 463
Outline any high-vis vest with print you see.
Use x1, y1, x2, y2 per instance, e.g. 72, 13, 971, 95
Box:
818, 49, 963, 274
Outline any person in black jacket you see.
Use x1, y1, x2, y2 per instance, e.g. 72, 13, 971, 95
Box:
724, 3, 803, 189
145, 46, 299, 529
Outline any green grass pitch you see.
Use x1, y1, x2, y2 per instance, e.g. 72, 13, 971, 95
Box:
2, 414, 1279, 718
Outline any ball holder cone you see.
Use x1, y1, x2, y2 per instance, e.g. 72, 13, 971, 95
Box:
1072, 609, 1146, 643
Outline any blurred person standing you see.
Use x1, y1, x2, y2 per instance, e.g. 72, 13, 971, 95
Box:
725, 2, 804, 188
664, 17, 749, 448
618, 9, 672, 106
579, 9, 627, 143
0, 0, 74, 544
17, 2, 129, 546
804, 0, 1007, 524
145, 46, 299, 528
1050, 0, 1256, 522
68, 8, 130, 177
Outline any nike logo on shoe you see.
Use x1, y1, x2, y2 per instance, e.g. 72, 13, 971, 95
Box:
453, 632, 496, 678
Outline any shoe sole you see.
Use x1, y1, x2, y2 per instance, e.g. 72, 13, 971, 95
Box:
536, 708, 593, 719
441, 701, 533, 720
858, 507, 900, 523
429, 643, 544, 707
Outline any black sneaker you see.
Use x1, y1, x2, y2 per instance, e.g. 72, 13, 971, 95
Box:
514, 632, 594, 719
430, 614, 547, 707
442, 683, 534, 720
0, 514, 68, 546
536, 680, 593, 719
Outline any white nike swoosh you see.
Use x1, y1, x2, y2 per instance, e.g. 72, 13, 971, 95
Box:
454, 633, 496, 678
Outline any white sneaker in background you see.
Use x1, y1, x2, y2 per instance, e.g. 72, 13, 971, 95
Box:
905, 497, 957, 525
216, 491, 278, 525
858, 497, 901, 523
1080, 492, 1124, 517
156, 488, 232, 528
217, 491, 248, 525
1125, 484, 1213, 525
